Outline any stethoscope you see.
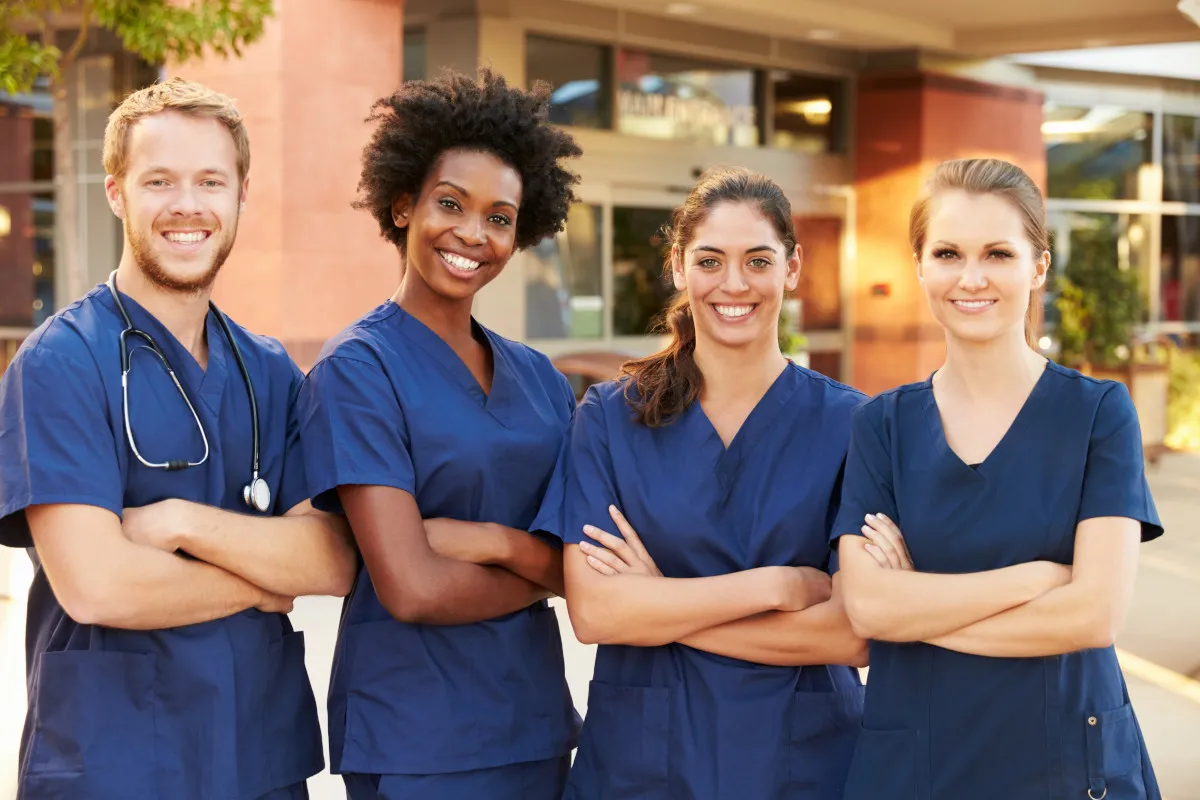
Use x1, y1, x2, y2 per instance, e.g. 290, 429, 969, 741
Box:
107, 271, 271, 513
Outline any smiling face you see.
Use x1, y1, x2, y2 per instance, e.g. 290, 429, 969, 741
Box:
916, 189, 1049, 345
105, 110, 246, 293
393, 148, 523, 303
672, 200, 801, 352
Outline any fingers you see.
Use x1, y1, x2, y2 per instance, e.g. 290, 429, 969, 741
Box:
582, 547, 621, 576
861, 513, 912, 570
863, 542, 891, 568
582, 525, 638, 567
874, 513, 914, 568
608, 506, 649, 558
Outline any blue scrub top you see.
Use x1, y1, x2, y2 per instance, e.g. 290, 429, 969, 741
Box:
831, 362, 1163, 800
533, 364, 867, 799
296, 302, 581, 777
0, 285, 323, 800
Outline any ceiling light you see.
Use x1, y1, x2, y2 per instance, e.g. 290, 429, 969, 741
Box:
665, 2, 699, 14
808, 29, 840, 41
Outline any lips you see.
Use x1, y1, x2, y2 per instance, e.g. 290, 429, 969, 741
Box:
712, 303, 757, 320
438, 249, 484, 275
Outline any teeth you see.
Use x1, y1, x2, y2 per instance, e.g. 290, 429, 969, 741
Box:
164, 231, 207, 243
440, 251, 481, 271
953, 300, 995, 308
714, 304, 754, 318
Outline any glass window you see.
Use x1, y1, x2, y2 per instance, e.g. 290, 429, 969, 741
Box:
403, 29, 426, 82
1162, 215, 1200, 324
1045, 211, 1153, 337
612, 206, 675, 336
1164, 115, 1200, 205
771, 71, 844, 155
525, 204, 604, 339
526, 35, 612, 129
0, 78, 54, 183
0, 191, 55, 328
616, 50, 759, 147
1043, 104, 1152, 200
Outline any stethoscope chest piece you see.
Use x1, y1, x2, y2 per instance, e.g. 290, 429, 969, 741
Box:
245, 477, 271, 514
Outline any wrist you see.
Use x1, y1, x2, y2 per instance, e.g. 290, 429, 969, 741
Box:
764, 567, 792, 612
165, 498, 199, 551
487, 523, 518, 567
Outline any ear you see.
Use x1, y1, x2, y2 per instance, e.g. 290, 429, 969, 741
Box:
1032, 250, 1051, 290
105, 175, 125, 219
391, 196, 412, 230
913, 251, 924, 285
671, 245, 686, 292
784, 244, 803, 292
239, 175, 250, 213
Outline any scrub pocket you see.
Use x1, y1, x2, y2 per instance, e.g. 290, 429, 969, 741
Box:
841, 726, 920, 800
24, 650, 157, 798
1083, 703, 1146, 799
266, 632, 324, 787
565, 681, 670, 800
788, 686, 864, 795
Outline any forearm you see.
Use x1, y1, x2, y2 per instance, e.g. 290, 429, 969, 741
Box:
927, 582, 1113, 657
174, 502, 356, 597
79, 546, 264, 630
844, 561, 1054, 642
567, 567, 793, 647
379, 554, 551, 625
494, 527, 564, 596
680, 598, 868, 667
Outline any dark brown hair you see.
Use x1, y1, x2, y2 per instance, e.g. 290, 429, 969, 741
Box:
621, 166, 797, 427
909, 158, 1050, 345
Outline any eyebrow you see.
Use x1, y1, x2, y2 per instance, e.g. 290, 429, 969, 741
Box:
140, 166, 232, 178
932, 240, 1016, 248
691, 244, 777, 255
435, 180, 519, 212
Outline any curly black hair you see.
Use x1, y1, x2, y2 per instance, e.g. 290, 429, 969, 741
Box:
353, 68, 582, 252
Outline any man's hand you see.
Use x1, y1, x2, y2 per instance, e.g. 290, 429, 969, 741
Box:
122, 498, 195, 552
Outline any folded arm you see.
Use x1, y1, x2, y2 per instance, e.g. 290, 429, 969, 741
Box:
927, 518, 1140, 657
838, 532, 1070, 642
680, 575, 868, 667
28, 504, 290, 630
425, 518, 564, 596
339, 484, 549, 625
124, 498, 357, 598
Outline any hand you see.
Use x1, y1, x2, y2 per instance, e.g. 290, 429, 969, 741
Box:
424, 518, 507, 565
122, 498, 193, 552
770, 566, 833, 612
255, 589, 295, 615
861, 513, 913, 570
578, 506, 662, 577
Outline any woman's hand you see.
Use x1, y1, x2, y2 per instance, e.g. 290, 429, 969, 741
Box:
579, 506, 663, 577
860, 513, 914, 570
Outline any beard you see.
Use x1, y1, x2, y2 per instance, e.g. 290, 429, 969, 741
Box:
126, 215, 238, 294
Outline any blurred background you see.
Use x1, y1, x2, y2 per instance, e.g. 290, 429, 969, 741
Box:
2, 0, 1200, 797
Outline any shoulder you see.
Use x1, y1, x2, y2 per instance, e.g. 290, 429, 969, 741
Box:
580, 378, 630, 411
1042, 361, 1131, 411
5, 289, 114, 383
851, 379, 928, 423
311, 303, 402, 371
790, 364, 868, 410
220, 316, 303, 384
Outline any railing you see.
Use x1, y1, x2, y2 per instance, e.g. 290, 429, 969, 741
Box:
0, 327, 32, 378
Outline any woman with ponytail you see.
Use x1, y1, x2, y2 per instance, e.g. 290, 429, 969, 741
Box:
532, 166, 868, 799
833, 159, 1163, 799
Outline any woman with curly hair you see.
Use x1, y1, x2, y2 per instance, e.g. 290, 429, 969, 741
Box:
295, 69, 583, 800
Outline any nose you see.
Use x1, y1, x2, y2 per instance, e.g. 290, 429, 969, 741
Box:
167, 184, 204, 217
454, 214, 486, 247
719, 263, 750, 293
958, 258, 988, 291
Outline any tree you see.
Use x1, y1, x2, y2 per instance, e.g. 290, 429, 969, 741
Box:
0, 1, 272, 304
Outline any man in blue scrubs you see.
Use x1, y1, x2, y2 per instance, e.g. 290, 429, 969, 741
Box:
0, 78, 357, 799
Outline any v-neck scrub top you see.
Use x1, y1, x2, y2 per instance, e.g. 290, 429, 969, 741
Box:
831, 361, 1163, 800
534, 364, 868, 799
295, 302, 580, 778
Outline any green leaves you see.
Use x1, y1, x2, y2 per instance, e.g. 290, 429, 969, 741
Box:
0, 0, 273, 94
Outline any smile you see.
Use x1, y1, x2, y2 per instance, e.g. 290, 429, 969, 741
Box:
438, 250, 483, 273
161, 230, 211, 244
951, 299, 997, 312
712, 303, 757, 320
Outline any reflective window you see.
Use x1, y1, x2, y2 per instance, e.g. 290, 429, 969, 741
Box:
525, 204, 604, 339
0, 78, 53, 183
616, 50, 759, 147
526, 35, 612, 129
1164, 115, 1200, 205
404, 29, 426, 82
771, 71, 844, 154
1043, 104, 1152, 200
0, 191, 55, 328
1162, 215, 1200, 324
612, 206, 674, 336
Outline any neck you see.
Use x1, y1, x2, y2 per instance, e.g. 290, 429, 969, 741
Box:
393, 269, 475, 343
693, 334, 789, 403
113, 258, 212, 363
938, 326, 1046, 399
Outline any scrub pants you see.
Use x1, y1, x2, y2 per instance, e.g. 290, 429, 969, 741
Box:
343, 755, 570, 800
260, 781, 310, 799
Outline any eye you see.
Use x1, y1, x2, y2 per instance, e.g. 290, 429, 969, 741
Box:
438, 197, 461, 212
146, 179, 168, 188
932, 247, 958, 260
987, 249, 1015, 260
201, 179, 223, 188
748, 257, 772, 269
697, 258, 721, 268
488, 213, 512, 227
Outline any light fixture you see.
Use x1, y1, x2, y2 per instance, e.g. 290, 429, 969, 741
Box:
1038, 336, 1053, 351
807, 29, 840, 41
0, 206, 10, 238
1180, 0, 1200, 26
665, 2, 699, 14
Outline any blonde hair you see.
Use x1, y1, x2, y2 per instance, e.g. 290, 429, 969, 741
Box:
103, 77, 250, 182
909, 158, 1049, 345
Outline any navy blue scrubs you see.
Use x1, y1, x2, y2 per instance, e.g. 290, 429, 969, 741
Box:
832, 362, 1163, 800
534, 365, 867, 799
296, 302, 580, 798
0, 285, 323, 799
